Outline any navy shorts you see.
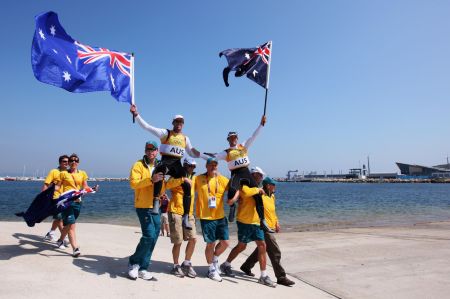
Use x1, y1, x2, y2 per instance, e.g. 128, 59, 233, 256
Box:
200, 217, 229, 243
237, 221, 264, 243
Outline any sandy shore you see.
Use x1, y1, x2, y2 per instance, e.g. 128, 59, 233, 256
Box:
1, 221, 449, 299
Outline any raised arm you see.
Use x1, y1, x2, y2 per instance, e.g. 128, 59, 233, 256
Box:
130, 105, 167, 139
242, 115, 266, 149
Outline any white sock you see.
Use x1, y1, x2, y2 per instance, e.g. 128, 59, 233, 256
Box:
223, 261, 231, 267
261, 270, 267, 277
213, 255, 219, 263
182, 260, 190, 266
49, 230, 56, 234
209, 263, 215, 271
173, 264, 179, 268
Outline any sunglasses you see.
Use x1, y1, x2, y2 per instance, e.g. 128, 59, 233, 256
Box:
145, 147, 157, 152
61, 160, 69, 163
69, 159, 79, 163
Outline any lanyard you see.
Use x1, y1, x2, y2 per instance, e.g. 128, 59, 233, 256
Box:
206, 174, 218, 196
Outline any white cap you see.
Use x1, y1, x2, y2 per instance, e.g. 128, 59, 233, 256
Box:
173, 114, 184, 121
251, 166, 265, 176
183, 158, 197, 166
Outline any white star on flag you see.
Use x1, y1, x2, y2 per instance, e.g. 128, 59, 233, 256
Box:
62, 71, 71, 82
38, 29, 46, 40
66, 55, 72, 64
53, 49, 58, 54
110, 74, 116, 90
50, 25, 56, 36
252, 70, 258, 77
245, 53, 250, 59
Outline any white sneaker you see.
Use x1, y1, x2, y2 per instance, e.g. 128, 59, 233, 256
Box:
208, 269, 222, 282
56, 240, 67, 249
63, 237, 70, 247
138, 270, 155, 281
213, 261, 221, 274
44, 232, 56, 242
128, 264, 139, 280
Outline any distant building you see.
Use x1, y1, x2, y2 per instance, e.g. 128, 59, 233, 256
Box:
396, 162, 450, 176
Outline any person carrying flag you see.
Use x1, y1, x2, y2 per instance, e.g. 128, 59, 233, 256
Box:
130, 105, 208, 230
42, 155, 69, 242
208, 115, 274, 233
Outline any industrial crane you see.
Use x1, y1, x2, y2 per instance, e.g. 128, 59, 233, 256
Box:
287, 170, 298, 181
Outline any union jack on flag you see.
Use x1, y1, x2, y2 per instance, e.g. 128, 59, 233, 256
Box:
219, 41, 272, 89
31, 11, 133, 103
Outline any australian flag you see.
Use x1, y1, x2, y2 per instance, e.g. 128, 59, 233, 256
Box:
219, 41, 272, 89
31, 11, 133, 103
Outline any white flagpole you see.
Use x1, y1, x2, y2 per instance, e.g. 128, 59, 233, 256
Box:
263, 40, 272, 116
131, 53, 135, 123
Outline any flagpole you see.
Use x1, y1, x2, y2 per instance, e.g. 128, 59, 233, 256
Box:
131, 53, 135, 123
263, 41, 272, 117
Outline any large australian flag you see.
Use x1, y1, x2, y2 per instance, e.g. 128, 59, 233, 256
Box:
219, 41, 272, 89
31, 11, 133, 103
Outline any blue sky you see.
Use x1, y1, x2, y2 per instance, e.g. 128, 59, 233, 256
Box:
1, 1, 449, 178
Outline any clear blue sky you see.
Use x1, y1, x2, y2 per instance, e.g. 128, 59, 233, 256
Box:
1, 1, 450, 178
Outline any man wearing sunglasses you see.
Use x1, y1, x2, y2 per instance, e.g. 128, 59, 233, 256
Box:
128, 141, 165, 281
130, 105, 208, 231
42, 155, 69, 242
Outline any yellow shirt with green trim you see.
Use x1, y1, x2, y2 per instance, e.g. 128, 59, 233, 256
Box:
60, 170, 88, 194
44, 168, 66, 199
195, 174, 229, 220
160, 130, 186, 158
236, 185, 260, 225
263, 193, 278, 230
129, 159, 166, 208
167, 174, 195, 216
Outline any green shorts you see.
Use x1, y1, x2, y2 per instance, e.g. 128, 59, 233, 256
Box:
237, 221, 264, 243
62, 202, 81, 226
52, 212, 63, 220
200, 217, 229, 243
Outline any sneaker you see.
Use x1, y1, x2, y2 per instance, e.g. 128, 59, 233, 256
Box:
44, 232, 56, 241
260, 220, 275, 233
72, 247, 81, 258
128, 264, 139, 280
213, 261, 221, 274
258, 275, 277, 288
182, 214, 192, 230
63, 237, 70, 247
240, 265, 255, 277
219, 263, 235, 277
181, 262, 197, 278
228, 204, 236, 222
138, 270, 156, 281
277, 276, 295, 286
207, 269, 222, 282
56, 240, 67, 249
171, 265, 185, 278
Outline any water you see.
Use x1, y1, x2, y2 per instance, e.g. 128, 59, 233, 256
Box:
1, 181, 450, 231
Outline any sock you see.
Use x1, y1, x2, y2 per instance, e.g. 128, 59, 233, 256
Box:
223, 261, 231, 267
173, 264, 179, 268
209, 263, 215, 271
213, 255, 219, 263
49, 229, 56, 234
182, 260, 190, 266
261, 270, 267, 277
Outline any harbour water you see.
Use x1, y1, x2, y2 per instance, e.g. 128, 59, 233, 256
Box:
1, 181, 449, 231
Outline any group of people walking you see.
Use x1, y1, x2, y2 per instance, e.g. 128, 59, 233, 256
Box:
126, 106, 295, 287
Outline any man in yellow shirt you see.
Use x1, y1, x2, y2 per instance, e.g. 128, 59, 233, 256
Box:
195, 158, 230, 282
240, 177, 295, 287
42, 155, 69, 242
127, 141, 165, 281
221, 167, 276, 287
166, 158, 198, 278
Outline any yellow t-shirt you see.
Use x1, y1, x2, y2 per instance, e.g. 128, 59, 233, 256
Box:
195, 174, 229, 220
236, 185, 260, 225
60, 170, 88, 194
129, 159, 166, 208
167, 174, 195, 216
263, 193, 278, 230
44, 168, 66, 199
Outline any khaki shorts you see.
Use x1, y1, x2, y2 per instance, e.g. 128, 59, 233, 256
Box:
169, 212, 196, 244
161, 213, 169, 225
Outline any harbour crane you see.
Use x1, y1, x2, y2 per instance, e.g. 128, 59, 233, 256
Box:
287, 170, 298, 181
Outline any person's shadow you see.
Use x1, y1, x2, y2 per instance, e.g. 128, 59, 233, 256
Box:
0, 233, 65, 260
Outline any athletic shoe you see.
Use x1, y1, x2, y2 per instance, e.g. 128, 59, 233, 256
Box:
181, 262, 197, 278
258, 275, 277, 288
228, 204, 236, 222
260, 220, 275, 233
72, 247, 81, 258
128, 264, 139, 280
207, 269, 222, 282
63, 237, 70, 247
138, 270, 156, 281
213, 261, 221, 274
219, 263, 235, 277
56, 240, 67, 249
182, 214, 192, 230
277, 276, 295, 286
240, 265, 255, 277
44, 232, 56, 242
171, 265, 185, 278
